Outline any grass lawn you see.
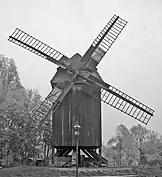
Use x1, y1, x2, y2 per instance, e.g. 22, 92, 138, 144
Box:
0, 166, 137, 177
0, 166, 59, 177
0, 166, 162, 176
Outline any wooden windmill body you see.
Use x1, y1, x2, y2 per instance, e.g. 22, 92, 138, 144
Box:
51, 53, 102, 163
8, 15, 154, 166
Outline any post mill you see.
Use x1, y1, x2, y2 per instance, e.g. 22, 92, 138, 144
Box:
8, 14, 154, 166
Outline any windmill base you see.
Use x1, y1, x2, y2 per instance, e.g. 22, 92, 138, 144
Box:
51, 147, 108, 167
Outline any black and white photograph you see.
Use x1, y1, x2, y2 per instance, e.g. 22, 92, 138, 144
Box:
0, 0, 162, 176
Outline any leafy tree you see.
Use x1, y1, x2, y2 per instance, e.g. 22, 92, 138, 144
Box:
104, 123, 162, 167
142, 130, 162, 166
0, 54, 23, 103
107, 124, 139, 165
0, 54, 45, 165
117, 124, 139, 165
130, 124, 149, 164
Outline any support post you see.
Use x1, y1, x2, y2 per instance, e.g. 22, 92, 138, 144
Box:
74, 119, 81, 177
76, 138, 79, 177
52, 147, 54, 164
99, 147, 102, 165
78, 146, 80, 165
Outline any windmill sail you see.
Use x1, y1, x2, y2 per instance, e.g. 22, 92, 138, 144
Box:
33, 87, 62, 122
32, 73, 78, 130
82, 15, 127, 68
88, 75, 154, 125
8, 28, 69, 68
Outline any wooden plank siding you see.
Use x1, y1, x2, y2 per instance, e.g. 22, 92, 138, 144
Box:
52, 84, 101, 147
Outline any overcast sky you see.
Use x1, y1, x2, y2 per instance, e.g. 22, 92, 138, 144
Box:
0, 0, 162, 143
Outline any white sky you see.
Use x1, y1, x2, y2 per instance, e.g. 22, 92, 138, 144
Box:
0, 0, 162, 143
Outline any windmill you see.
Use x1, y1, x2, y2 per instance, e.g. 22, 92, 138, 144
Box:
8, 15, 154, 166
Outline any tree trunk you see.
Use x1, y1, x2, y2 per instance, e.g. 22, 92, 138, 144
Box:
44, 142, 47, 158
47, 145, 50, 157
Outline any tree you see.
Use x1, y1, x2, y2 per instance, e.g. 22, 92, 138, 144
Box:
142, 130, 162, 166
107, 134, 123, 163
105, 123, 162, 167
0, 54, 44, 165
107, 124, 138, 165
0, 54, 23, 103
130, 124, 149, 164
0, 54, 24, 163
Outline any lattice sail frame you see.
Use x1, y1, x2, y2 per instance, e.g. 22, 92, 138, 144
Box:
90, 15, 127, 63
33, 87, 62, 122
88, 75, 154, 125
101, 87, 153, 125
8, 28, 66, 63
